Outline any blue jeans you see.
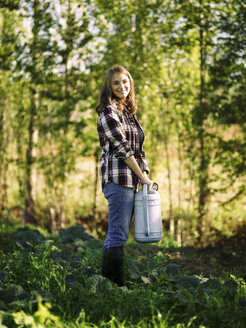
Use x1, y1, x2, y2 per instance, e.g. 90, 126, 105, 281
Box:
103, 182, 135, 248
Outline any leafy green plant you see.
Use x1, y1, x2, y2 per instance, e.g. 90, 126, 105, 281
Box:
0, 223, 246, 328
12, 296, 63, 328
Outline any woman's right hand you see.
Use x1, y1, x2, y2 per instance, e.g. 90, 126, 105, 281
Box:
140, 174, 153, 190
124, 156, 153, 189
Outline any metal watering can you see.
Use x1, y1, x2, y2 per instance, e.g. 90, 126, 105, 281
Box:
134, 184, 162, 243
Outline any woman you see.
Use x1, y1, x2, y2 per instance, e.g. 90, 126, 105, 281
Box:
96, 66, 153, 286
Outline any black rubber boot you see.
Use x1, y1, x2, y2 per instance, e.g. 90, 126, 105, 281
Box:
102, 247, 108, 277
102, 246, 125, 287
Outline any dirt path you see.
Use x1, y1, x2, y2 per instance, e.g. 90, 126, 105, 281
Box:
126, 244, 246, 280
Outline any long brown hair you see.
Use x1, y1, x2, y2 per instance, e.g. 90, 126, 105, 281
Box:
96, 66, 137, 114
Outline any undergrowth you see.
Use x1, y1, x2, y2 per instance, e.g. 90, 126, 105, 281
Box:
0, 220, 246, 328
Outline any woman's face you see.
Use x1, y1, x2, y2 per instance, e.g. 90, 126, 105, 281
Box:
111, 72, 130, 99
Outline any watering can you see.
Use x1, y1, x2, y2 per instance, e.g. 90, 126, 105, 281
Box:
134, 184, 162, 243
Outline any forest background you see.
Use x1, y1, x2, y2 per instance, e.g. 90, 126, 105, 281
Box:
0, 0, 245, 248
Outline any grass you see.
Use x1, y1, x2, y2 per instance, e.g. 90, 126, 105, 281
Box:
0, 220, 246, 328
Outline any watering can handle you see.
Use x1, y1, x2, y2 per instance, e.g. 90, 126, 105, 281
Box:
143, 184, 150, 236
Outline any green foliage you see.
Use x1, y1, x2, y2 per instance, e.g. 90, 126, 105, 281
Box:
12, 295, 63, 328
0, 0, 245, 246
0, 222, 246, 327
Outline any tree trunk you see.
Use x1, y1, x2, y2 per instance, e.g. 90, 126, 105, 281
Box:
161, 102, 174, 237
59, 185, 66, 229
92, 150, 100, 221
187, 161, 194, 242
196, 0, 209, 245
0, 105, 8, 217
49, 204, 57, 234
23, 87, 36, 224
177, 129, 182, 246
0, 101, 5, 216
16, 106, 25, 216
0, 9, 8, 217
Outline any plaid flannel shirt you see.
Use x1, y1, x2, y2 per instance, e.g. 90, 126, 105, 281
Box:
97, 105, 150, 190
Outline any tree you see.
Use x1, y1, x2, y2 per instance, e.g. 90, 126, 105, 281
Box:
36, 0, 93, 231
0, 3, 20, 216
209, 0, 246, 203
15, 0, 57, 224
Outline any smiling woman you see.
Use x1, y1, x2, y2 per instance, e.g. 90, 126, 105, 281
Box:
111, 73, 130, 99
96, 66, 153, 286
96, 65, 137, 115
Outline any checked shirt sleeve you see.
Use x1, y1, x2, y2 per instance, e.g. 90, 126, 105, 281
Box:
99, 106, 134, 160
